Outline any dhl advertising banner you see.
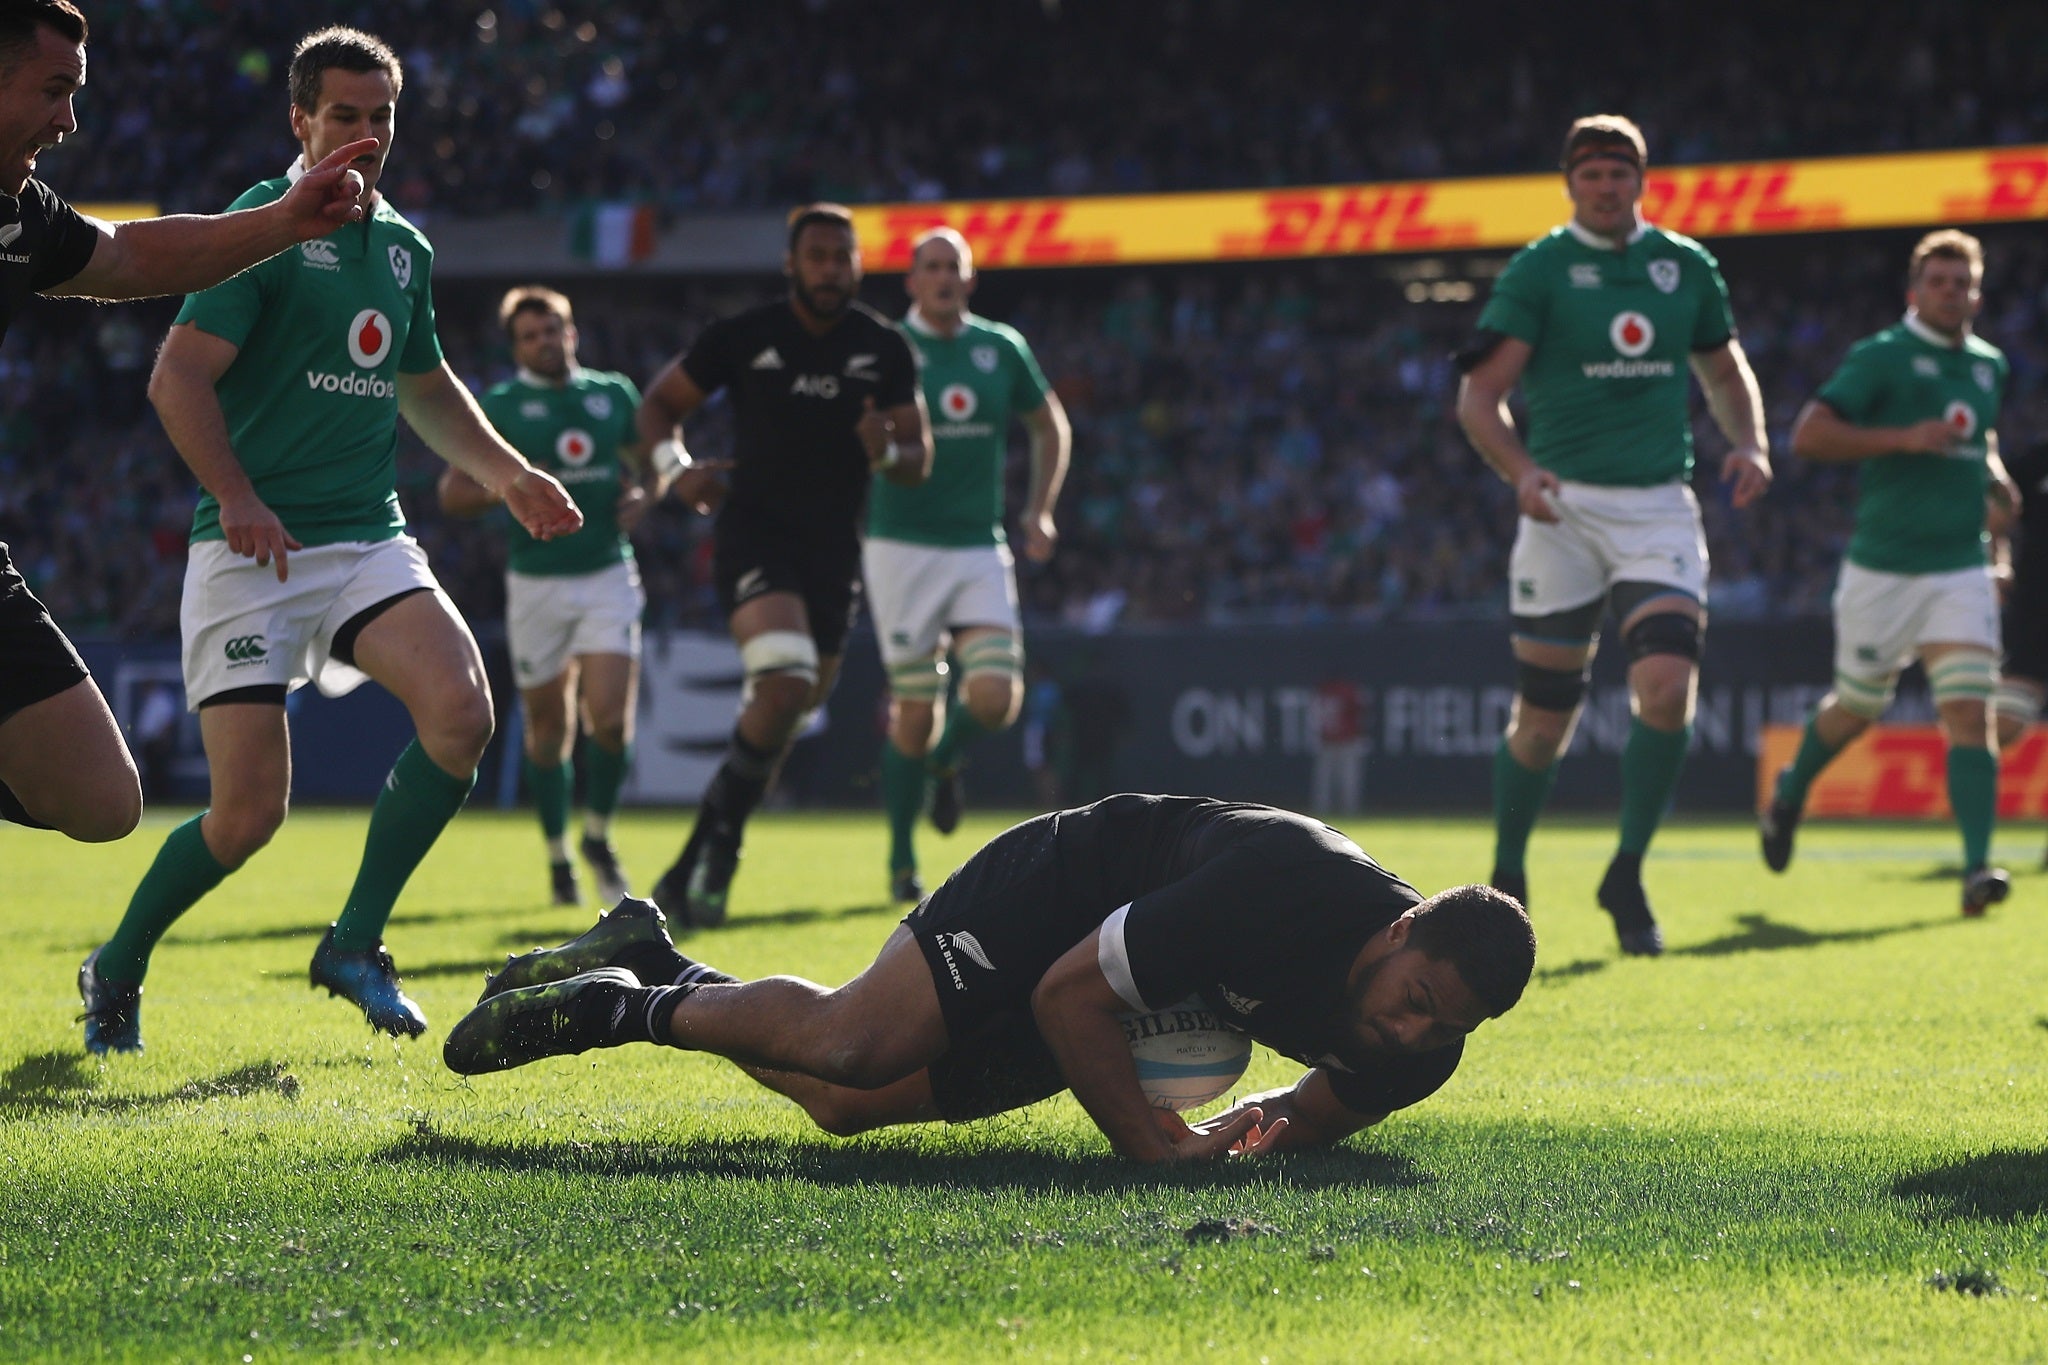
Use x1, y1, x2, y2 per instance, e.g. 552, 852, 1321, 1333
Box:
1756, 725, 2048, 819
853, 145, 2048, 270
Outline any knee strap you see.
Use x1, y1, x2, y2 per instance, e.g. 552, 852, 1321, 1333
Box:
956, 631, 1023, 683
1623, 611, 1701, 663
888, 653, 948, 703
740, 629, 819, 703
1517, 659, 1588, 712
1928, 651, 1997, 707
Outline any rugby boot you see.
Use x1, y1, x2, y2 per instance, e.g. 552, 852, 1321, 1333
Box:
580, 834, 632, 905
1758, 782, 1801, 873
310, 926, 428, 1037
686, 830, 741, 927
444, 967, 646, 1075
1487, 866, 1529, 910
649, 826, 705, 928
891, 867, 926, 905
549, 858, 582, 907
78, 947, 143, 1055
482, 897, 680, 1002
1596, 854, 1665, 957
1962, 866, 2012, 918
929, 766, 965, 836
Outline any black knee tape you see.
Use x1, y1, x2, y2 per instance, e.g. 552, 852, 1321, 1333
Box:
1623, 611, 1701, 663
1512, 598, 1604, 647
1517, 660, 1588, 712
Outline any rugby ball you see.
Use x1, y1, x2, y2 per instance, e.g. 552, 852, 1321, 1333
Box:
1121, 996, 1252, 1111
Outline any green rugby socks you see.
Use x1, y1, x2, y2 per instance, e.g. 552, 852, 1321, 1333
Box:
97, 815, 230, 982
332, 741, 475, 952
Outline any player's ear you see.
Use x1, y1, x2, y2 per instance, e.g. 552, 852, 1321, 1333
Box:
1384, 907, 1417, 949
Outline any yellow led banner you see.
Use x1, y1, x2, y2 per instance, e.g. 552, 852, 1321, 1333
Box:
79, 203, 157, 222
852, 145, 2048, 270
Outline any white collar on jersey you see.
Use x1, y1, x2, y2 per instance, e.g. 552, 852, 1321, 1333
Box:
285, 154, 384, 212
1902, 308, 1969, 349
1564, 211, 1650, 251
904, 305, 974, 338
516, 365, 583, 389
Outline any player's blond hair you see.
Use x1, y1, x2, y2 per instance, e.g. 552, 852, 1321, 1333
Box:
911, 226, 975, 279
1909, 229, 1984, 284
1561, 114, 1647, 172
498, 285, 574, 337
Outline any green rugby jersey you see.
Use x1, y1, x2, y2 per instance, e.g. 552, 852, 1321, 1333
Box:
477, 368, 641, 575
176, 176, 443, 546
1476, 221, 1735, 486
1817, 313, 2008, 575
868, 310, 1051, 547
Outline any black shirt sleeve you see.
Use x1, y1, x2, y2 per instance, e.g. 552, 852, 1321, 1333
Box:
1322, 1040, 1463, 1117
877, 322, 918, 408
25, 180, 100, 293
680, 314, 738, 396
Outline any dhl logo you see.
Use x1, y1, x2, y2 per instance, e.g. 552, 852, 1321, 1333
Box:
1640, 166, 1844, 235
865, 206, 1115, 270
1758, 726, 2048, 819
1940, 151, 2048, 220
1220, 187, 1480, 257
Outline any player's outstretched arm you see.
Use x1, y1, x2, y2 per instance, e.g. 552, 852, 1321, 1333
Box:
150, 323, 300, 583
399, 363, 582, 541
436, 467, 499, 519
1455, 336, 1560, 524
1019, 393, 1072, 562
1690, 340, 1772, 507
1031, 931, 1274, 1164
1185, 1070, 1377, 1157
1791, 399, 1955, 463
49, 140, 377, 303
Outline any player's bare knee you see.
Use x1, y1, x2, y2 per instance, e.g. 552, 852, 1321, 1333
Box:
57, 774, 142, 843
205, 803, 285, 868
963, 675, 1019, 731
957, 633, 1023, 730
802, 1094, 886, 1138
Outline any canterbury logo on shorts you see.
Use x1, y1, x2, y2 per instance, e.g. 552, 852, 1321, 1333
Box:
223, 635, 269, 665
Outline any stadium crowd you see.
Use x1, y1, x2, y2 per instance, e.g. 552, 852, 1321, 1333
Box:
6, 225, 2047, 641
58, 2, 2048, 219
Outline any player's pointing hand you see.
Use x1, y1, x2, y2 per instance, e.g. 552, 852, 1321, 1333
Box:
279, 139, 380, 237
505, 467, 584, 541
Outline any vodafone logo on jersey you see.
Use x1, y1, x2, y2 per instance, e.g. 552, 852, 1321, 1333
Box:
556, 427, 596, 466
939, 383, 979, 421
347, 309, 394, 369
1609, 311, 1656, 358
1944, 399, 1978, 440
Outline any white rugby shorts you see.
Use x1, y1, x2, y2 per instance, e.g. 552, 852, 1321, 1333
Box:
1507, 479, 1708, 618
506, 559, 645, 689
1832, 561, 2000, 687
180, 535, 442, 709
863, 537, 1019, 668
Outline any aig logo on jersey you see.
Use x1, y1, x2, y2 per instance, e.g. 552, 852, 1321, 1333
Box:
1609, 311, 1656, 357
939, 383, 978, 421
556, 428, 596, 467
790, 373, 841, 399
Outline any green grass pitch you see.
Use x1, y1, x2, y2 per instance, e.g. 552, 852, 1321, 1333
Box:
5, 806, 2048, 1361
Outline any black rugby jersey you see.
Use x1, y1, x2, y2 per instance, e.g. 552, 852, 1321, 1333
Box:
681, 298, 918, 541
0, 179, 98, 341
1066, 795, 1461, 1118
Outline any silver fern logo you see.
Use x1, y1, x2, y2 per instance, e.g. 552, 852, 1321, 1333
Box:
946, 932, 994, 971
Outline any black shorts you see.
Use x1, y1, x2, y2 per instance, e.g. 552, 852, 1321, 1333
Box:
2005, 575, 2048, 685
712, 509, 862, 657
907, 810, 1108, 1122
0, 541, 91, 724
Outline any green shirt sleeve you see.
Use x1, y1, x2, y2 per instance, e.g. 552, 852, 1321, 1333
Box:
398, 245, 442, 374
173, 256, 271, 347
1691, 245, 1736, 350
1005, 327, 1052, 414
1816, 339, 1888, 422
1476, 244, 1546, 344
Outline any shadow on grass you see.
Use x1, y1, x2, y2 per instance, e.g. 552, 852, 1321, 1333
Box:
374, 1126, 1430, 1194
1534, 958, 1607, 985
1672, 911, 1948, 959
185, 906, 495, 948
713, 902, 899, 932
1894, 1148, 2048, 1222
0, 1051, 299, 1117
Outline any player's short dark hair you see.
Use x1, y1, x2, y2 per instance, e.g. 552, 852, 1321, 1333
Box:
1909, 228, 1983, 285
289, 26, 402, 113
0, 0, 86, 72
1561, 114, 1647, 174
787, 202, 856, 253
498, 285, 574, 336
1405, 885, 1537, 1018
